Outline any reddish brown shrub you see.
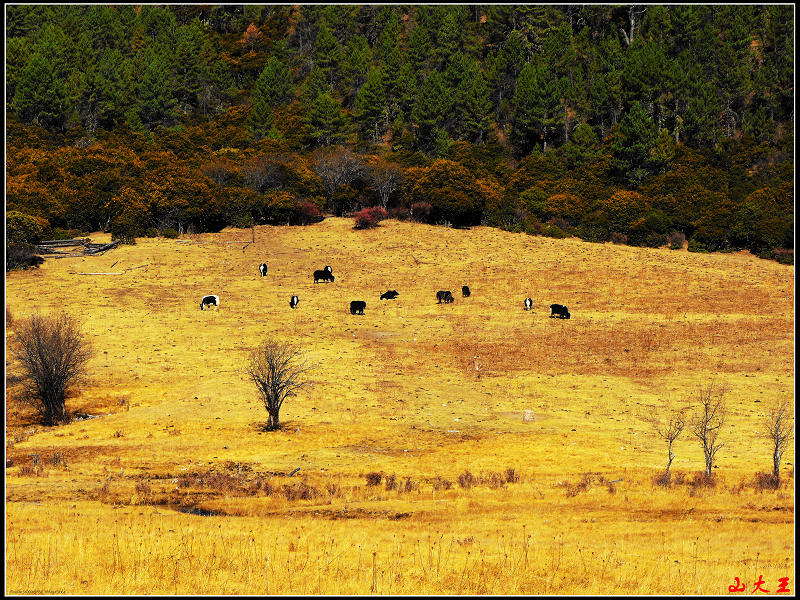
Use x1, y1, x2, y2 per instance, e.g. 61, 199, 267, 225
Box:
353, 206, 388, 230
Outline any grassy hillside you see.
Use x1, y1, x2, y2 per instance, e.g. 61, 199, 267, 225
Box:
5, 219, 794, 594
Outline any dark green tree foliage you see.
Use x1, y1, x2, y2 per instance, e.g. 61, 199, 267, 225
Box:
251, 57, 292, 138
611, 101, 659, 187
13, 53, 70, 129
303, 92, 349, 148
314, 23, 342, 85
92, 49, 135, 128
453, 61, 492, 144
512, 60, 561, 155
135, 47, 177, 129
340, 34, 372, 105
355, 67, 388, 143
411, 71, 448, 152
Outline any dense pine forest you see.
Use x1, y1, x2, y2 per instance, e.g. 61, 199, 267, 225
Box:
5, 5, 794, 264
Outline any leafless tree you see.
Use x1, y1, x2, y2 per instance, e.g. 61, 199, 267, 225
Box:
646, 401, 686, 482
619, 5, 648, 47
689, 383, 727, 478
244, 155, 288, 193
10, 313, 94, 426
764, 400, 793, 483
309, 146, 365, 214
246, 339, 310, 431
369, 160, 404, 210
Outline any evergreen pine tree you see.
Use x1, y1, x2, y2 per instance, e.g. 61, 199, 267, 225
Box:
354, 66, 388, 143
611, 101, 659, 187
303, 92, 349, 148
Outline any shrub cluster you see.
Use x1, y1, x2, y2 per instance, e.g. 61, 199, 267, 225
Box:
353, 206, 388, 230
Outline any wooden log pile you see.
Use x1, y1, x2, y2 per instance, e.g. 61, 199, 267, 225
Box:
36, 239, 119, 257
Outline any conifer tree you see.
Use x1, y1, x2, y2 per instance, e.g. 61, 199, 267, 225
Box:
611, 101, 659, 187
314, 23, 342, 85
13, 53, 70, 129
303, 92, 349, 148
411, 71, 448, 152
355, 66, 388, 143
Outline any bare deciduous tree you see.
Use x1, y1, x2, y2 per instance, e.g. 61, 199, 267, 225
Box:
764, 400, 793, 483
244, 155, 288, 193
369, 160, 404, 210
246, 339, 310, 431
11, 313, 94, 426
647, 401, 686, 483
689, 383, 726, 478
309, 147, 365, 214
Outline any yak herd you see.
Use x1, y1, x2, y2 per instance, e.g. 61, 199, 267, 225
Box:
201, 262, 571, 319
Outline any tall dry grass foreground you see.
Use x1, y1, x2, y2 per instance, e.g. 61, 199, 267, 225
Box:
6, 218, 794, 594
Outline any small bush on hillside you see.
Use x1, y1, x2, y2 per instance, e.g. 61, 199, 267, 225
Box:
457, 470, 476, 489
504, 467, 519, 483
668, 231, 686, 249
7, 211, 50, 244
384, 473, 398, 491
353, 206, 388, 230
687, 238, 708, 253
542, 224, 568, 239
388, 206, 410, 221
610, 232, 628, 245
654, 471, 671, 487
432, 476, 453, 491
402, 477, 418, 493
283, 481, 321, 501
163, 228, 179, 239
296, 201, 324, 225
410, 202, 432, 223
772, 248, 794, 265
481, 471, 505, 489
688, 472, 716, 489
7, 242, 44, 272
365, 472, 382, 486
752, 471, 781, 491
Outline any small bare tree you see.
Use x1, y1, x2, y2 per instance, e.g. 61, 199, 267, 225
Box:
764, 400, 793, 484
10, 312, 94, 426
246, 339, 309, 431
369, 160, 404, 210
647, 402, 686, 483
689, 383, 726, 478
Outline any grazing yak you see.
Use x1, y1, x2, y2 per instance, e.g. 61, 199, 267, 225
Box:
289, 295, 299, 309
259, 263, 268, 277
200, 295, 219, 310
380, 290, 399, 300
462, 286, 471, 297
350, 300, 366, 315
437, 290, 454, 304
314, 269, 335, 283
550, 303, 570, 319
524, 297, 532, 311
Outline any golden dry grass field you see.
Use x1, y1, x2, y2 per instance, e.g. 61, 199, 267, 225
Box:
5, 218, 795, 595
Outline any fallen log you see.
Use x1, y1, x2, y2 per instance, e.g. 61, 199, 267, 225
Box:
84, 241, 119, 255
38, 238, 89, 246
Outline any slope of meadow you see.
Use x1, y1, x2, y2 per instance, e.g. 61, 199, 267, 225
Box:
5, 218, 794, 594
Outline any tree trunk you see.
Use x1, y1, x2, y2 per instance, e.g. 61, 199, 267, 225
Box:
773, 442, 781, 480
267, 410, 281, 431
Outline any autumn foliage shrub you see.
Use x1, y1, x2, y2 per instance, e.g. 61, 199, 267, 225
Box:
353, 206, 388, 229
7, 211, 50, 244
